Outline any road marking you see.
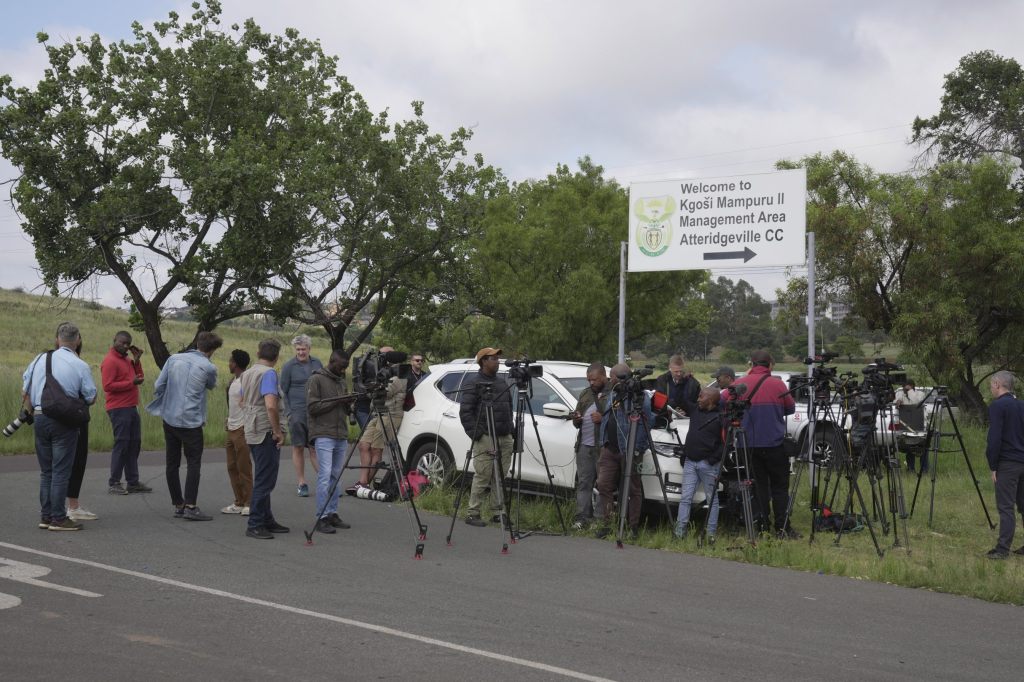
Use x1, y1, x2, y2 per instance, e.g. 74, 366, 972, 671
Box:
0, 542, 614, 682
0, 593, 22, 610
0, 557, 102, 598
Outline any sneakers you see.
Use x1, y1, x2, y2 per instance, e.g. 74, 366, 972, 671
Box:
986, 548, 1009, 560
126, 482, 153, 493
182, 506, 213, 521
48, 518, 83, 531
327, 513, 350, 529
315, 518, 336, 534
240, 506, 250, 516
465, 516, 486, 527
266, 521, 290, 534
344, 484, 358, 496
67, 507, 98, 521
221, 504, 245, 514
246, 527, 273, 540
173, 506, 185, 519
571, 520, 586, 531
297, 483, 310, 497
108, 483, 129, 495
38, 517, 51, 529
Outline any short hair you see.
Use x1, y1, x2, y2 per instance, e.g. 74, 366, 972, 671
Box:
669, 353, 685, 367
904, 379, 916, 388
991, 371, 1015, 393
410, 351, 425, 360
113, 330, 132, 343
291, 334, 312, 348
329, 348, 349, 368
258, 338, 282, 362
750, 349, 773, 367
699, 387, 721, 405
586, 362, 606, 376
230, 349, 250, 370
56, 321, 80, 343
196, 331, 223, 353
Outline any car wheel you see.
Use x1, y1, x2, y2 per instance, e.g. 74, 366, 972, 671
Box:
410, 441, 455, 486
802, 426, 847, 468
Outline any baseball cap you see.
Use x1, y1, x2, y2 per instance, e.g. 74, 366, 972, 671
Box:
475, 347, 502, 363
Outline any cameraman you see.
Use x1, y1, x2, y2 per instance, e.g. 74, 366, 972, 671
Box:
732, 350, 798, 539
570, 363, 609, 530
351, 346, 408, 495
459, 347, 513, 527
595, 363, 655, 539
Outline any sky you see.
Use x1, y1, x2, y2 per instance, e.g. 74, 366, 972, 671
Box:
2, 0, 1023, 307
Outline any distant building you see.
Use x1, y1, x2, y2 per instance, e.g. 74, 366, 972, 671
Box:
825, 300, 851, 323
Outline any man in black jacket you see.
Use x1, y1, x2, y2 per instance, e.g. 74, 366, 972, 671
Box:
459, 347, 513, 527
985, 371, 1024, 559
673, 388, 724, 541
655, 354, 700, 416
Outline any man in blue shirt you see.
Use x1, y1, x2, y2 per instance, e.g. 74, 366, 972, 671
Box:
22, 322, 97, 531
984, 371, 1024, 559
147, 331, 222, 521
242, 338, 289, 539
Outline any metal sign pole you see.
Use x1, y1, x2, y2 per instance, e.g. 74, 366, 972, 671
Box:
807, 231, 816, 368
618, 241, 627, 364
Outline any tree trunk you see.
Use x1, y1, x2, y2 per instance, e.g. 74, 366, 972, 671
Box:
955, 379, 988, 423
138, 302, 171, 368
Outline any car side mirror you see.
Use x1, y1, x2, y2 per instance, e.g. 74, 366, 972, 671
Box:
542, 403, 572, 419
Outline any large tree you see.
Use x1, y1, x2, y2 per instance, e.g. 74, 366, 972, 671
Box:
0, 2, 362, 365
391, 158, 706, 362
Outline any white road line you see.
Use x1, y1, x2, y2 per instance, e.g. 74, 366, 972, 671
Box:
0, 542, 615, 682
0, 557, 102, 597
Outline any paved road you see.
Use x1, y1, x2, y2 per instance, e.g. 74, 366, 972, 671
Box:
0, 450, 1021, 680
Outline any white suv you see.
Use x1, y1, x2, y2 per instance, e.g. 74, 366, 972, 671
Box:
396, 361, 688, 506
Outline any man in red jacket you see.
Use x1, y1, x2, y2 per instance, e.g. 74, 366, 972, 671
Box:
101, 331, 151, 494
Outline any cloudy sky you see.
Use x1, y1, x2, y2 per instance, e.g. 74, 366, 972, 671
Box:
2, 0, 1022, 305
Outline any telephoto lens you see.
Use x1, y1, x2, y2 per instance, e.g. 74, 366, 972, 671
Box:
3, 408, 34, 437
356, 486, 391, 502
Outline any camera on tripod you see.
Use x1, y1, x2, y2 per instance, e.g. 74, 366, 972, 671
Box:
504, 357, 543, 384
860, 357, 906, 406
723, 382, 750, 421
3, 407, 34, 437
612, 366, 653, 401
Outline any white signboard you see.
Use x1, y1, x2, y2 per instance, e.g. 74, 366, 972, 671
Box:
627, 168, 806, 272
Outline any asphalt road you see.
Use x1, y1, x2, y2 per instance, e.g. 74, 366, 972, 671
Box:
0, 448, 1021, 681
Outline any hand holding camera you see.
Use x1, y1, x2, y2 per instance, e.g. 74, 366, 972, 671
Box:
129, 345, 144, 361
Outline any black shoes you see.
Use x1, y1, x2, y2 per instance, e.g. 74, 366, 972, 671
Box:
182, 506, 212, 521
465, 516, 486, 527
266, 521, 290, 534
1014, 545, 1024, 556
246, 527, 273, 540
986, 548, 1009, 560
126, 482, 153, 493
315, 518, 336, 534
776, 528, 803, 540
327, 513, 350, 529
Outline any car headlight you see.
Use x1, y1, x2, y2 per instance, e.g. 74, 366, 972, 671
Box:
651, 442, 680, 458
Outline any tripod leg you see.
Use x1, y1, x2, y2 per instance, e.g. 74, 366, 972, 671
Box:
639, 417, 675, 528
616, 416, 640, 548
522, 397, 568, 535
945, 401, 995, 529
380, 412, 428, 549
446, 441, 478, 546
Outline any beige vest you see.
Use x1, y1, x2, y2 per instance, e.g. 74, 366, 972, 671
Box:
240, 363, 276, 445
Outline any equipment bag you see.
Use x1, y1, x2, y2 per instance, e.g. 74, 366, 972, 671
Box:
41, 351, 91, 427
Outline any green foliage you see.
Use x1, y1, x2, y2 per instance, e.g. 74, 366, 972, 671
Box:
396, 158, 705, 362
832, 334, 863, 362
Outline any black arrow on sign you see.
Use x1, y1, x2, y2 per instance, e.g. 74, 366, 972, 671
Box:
703, 247, 757, 263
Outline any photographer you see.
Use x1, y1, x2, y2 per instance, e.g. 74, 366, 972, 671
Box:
595, 363, 655, 539
351, 346, 408, 495
674, 388, 724, 542
459, 347, 513, 527
732, 350, 798, 539
21, 322, 97, 531
570, 362, 609, 530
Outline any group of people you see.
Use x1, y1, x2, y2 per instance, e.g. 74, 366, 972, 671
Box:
20, 323, 422, 540
565, 351, 797, 542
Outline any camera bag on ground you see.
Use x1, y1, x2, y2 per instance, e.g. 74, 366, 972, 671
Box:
41, 350, 91, 427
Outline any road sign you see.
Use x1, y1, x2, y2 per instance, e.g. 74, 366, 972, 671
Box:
627, 168, 806, 272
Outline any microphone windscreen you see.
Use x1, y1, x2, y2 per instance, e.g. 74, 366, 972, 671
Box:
732, 383, 748, 397
381, 350, 408, 364
651, 391, 669, 411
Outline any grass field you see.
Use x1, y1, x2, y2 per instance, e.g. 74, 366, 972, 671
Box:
0, 287, 334, 455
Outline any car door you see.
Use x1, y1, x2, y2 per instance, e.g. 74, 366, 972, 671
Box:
512, 376, 578, 489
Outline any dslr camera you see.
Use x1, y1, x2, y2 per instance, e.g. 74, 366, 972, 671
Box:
3, 407, 34, 437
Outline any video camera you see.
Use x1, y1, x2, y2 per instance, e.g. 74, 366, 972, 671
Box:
612, 365, 654, 403
723, 382, 750, 422
859, 357, 906, 406
504, 357, 543, 384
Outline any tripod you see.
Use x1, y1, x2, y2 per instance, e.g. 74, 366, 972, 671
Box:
446, 381, 516, 553
910, 392, 995, 529
507, 375, 567, 539
832, 423, 885, 557
721, 413, 757, 546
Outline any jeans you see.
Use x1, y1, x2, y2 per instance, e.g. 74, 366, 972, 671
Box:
575, 444, 601, 522
108, 407, 142, 486
248, 432, 281, 530
164, 422, 204, 506
67, 421, 89, 499
314, 436, 348, 519
994, 459, 1024, 553
34, 414, 80, 522
675, 459, 721, 537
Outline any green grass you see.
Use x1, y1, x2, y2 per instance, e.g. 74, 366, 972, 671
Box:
0, 288, 331, 454
412, 425, 1024, 605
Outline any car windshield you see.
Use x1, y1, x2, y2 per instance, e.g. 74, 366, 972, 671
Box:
557, 377, 589, 400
